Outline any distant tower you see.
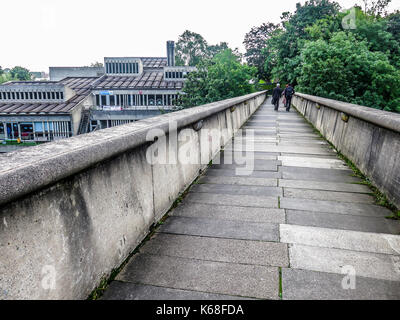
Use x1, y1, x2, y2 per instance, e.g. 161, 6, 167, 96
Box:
167, 41, 175, 67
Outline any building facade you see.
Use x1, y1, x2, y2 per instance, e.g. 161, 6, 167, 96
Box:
0, 41, 194, 151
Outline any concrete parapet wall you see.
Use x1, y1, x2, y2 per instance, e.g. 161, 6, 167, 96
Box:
0, 91, 266, 299
293, 93, 400, 208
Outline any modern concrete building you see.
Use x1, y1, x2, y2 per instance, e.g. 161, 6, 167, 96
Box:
0, 41, 195, 150
0, 77, 97, 144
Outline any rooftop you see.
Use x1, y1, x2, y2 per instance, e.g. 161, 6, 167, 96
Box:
0, 77, 99, 115
93, 71, 184, 90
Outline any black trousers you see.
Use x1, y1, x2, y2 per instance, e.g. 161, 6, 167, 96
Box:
285, 96, 292, 111
274, 98, 280, 110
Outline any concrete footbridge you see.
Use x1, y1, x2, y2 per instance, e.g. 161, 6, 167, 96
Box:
0, 91, 399, 299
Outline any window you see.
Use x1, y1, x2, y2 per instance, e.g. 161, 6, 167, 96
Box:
60, 92, 64, 100
30, 92, 33, 99
110, 95, 115, 105
0, 123, 4, 134
56, 92, 60, 99
36, 92, 40, 99
96, 94, 100, 106
51, 92, 55, 100
101, 95, 107, 106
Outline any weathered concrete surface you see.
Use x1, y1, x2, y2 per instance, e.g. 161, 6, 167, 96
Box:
142, 233, 288, 267
288, 244, 400, 282
116, 254, 280, 299
280, 224, 400, 255
102, 282, 250, 300
158, 216, 279, 242
171, 202, 286, 224
0, 92, 266, 299
282, 269, 400, 300
103, 98, 399, 300
286, 210, 400, 234
293, 93, 400, 208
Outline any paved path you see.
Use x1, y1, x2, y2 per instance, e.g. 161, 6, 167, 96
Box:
102, 99, 400, 300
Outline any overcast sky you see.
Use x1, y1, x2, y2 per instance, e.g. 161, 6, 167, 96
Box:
1, 0, 399, 72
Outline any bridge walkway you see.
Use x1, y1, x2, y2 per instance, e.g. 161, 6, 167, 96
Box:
102, 98, 400, 300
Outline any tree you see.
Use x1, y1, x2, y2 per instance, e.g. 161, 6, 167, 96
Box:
243, 23, 279, 81
90, 62, 103, 67
9, 66, 31, 81
387, 11, 400, 42
260, 0, 341, 84
0, 66, 3, 76
175, 30, 209, 66
362, 0, 392, 17
296, 32, 400, 112
180, 49, 256, 107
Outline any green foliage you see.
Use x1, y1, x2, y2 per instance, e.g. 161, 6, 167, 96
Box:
175, 30, 209, 66
247, 0, 400, 112
243, 23, 279, 81
10, 66, 31, 81
297, 32, 400, 112
175, 30, 241, 67
180, 49, 256, 108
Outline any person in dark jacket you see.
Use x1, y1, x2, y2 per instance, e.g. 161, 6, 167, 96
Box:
272, 83, 283, 111
283, 84, 295, 112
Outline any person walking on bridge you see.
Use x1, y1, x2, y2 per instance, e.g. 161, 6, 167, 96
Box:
272, 83, 283, 111
283, 83, 295, 112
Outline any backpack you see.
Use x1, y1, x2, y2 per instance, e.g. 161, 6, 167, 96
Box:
285, 87, 294, 98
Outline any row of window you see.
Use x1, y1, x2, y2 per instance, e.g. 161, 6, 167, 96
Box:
165, 71, 186, 79
0, 121, 71, 141
95, 94, 179, 107
105, 62, 139, 74
0, 91, 64, 101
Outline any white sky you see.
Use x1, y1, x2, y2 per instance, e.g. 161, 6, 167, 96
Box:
1, 0, 399, 72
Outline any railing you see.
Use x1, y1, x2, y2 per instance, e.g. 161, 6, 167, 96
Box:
0, 91, 267, 299
293, 93, 400, 208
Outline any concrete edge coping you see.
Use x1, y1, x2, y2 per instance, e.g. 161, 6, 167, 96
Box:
0, 91, 267, 206
295, 93, 400, 133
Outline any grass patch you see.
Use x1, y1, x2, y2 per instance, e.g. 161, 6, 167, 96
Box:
1, 140, 38, 146
294, 107, 399, 220
279, 267, 283, 300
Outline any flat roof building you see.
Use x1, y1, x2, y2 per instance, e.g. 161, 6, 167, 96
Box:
0, 40, 195, 151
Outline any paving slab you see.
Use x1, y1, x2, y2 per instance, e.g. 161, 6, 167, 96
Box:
281, 197, 391, 217
279, 179, 371, 193
286, 209, 400, 234
281, 166, 359, 183
102, 282, 250, 300
283, 188, 375, 203
210, 162, 278, 172
142, 233, 289, 267
158, 216, 279, 242
278, 156, 348, 170
116, 254, 280, 299
219, 151, 279, 160
282, 269, 400, 300
205, 168, 281, 179
191, 184, 282, 197
199, 176, 278, 187
185, 192, 278, 208
171, 202, 286, 224
280, 224, 400, 255
289, 244, 400, 281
